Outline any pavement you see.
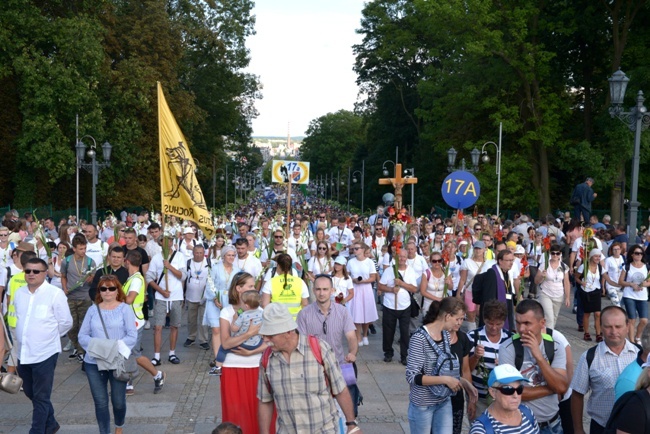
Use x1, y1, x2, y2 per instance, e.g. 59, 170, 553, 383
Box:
0, 299, 603, 433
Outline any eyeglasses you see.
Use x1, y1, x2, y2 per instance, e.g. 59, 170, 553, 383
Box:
99, 286, 118, 292
550, 252, 561, 256
431, 259, 443, 264
274, 235, 283, 238
634, 252, 644, 255
495, 385, 524, 396
0, 234, 8, 237
24, 269, 47, 274
318, 247, 328, 251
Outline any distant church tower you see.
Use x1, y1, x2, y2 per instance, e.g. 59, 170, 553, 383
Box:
287, 122, 293, 155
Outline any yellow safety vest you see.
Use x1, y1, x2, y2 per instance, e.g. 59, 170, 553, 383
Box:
123, 272, 146, 323
270, 272, 302, 320
6, 271, 26, 328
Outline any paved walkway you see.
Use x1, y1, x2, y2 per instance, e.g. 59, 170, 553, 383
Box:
0, 300, 601, 433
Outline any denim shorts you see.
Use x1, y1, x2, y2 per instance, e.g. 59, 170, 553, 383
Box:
622, 297, 648, 320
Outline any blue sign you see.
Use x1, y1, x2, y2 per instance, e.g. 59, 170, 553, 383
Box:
441, 171, 481, 209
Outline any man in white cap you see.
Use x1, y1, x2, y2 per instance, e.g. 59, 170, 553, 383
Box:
178, 226, 197, 261
258, 303, 363, 434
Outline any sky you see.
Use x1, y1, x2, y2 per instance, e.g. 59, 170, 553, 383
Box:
247, 0, 365, 137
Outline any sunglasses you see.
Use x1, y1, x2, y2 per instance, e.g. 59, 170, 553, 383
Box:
24, 269, 47, 274
495, 385, 524, 396
99, 286, 118, 292
431, 259, 443, 264
274, 235, 283, 238
318, 247, 328, 251
550, 252, 561, 256
634, 252, 644, 255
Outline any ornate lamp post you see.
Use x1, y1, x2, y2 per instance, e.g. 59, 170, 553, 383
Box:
76, 137, 112, 225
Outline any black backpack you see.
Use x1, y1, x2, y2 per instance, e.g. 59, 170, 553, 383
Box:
512, 328, 555, 370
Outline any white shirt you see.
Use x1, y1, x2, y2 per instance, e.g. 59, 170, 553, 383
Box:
235, 253, 263, 280
327, 226, 354, 258
185, 258, 209, 303
146, 252, 188, 301
380, 265, 417, 310
178, 239, 197, 262
145, 239, 162, 260
14, 282, 72, 364
406, 254, 429, 286
571, 237, 603, 253
605, 256, 624, 291
85, 239, 109, 269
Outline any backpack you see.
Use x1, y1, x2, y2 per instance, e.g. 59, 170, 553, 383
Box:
605, 389, 650, 434
184, 257, 212, 292
472, 269, 490, 305
64, 256, 93, 271
475, 404, 536, 434
417, 326, 460, 400
260, 335, 331, 396
512, 328, 555, 370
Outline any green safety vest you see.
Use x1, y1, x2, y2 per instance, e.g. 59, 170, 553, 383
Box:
270, 272, 302, 320
6, 271, 26, 328
123, 272, 146, 322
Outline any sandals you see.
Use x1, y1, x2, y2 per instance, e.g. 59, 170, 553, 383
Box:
596, 334, 603, 343
168, 355, 181, 364
584, 332, 592, 341
151, 358, 161, 366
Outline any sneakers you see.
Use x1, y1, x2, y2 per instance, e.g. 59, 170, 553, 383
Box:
68, 349, 79, 360
183, 339, 195, 348
362, 337, 369, 346
63, 341, 73, 352
144, 320, 151, 330
126, 381, 134, 396
369, 324, 377, 335
76, 353, 84, 363
199, 343, 210, 351
153, 371, 166, 394
208, 366, 222, 376
358, 340, 364, 347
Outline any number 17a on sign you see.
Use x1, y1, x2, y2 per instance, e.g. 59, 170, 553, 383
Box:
441, 172, 481, 210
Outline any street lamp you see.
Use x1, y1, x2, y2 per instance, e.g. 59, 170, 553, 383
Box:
219, 167, 235, 212
404, 168, 415, 215
351, 161, 365, 212
76, 136, 112, 225
608, 68, 650, 240
480, 122, 503, 218
447, 147, 480, 173
382, 160, 395, 177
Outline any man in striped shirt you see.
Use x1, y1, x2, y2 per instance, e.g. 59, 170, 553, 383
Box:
468, 300, 512, 418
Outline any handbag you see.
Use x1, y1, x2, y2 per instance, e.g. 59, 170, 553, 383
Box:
0, 323, 22, 394
96, 306, 139, 382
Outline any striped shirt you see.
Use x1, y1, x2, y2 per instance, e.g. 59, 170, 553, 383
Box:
469, 405, 539, 434
296, 303, 356, 364
257, 334, 347, 434
570, 339, 638, 427
406, 328, 453, 406
468, 327, 512, 398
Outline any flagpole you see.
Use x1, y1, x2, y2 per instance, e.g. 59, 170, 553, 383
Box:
286, 180, 292, 236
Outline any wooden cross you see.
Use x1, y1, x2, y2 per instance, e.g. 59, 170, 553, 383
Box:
378, 163, 418, 210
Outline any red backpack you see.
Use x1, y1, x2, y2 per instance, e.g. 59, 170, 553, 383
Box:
260, 335, 332, 396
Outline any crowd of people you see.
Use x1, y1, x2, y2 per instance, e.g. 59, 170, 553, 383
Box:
2, 185, 650, 434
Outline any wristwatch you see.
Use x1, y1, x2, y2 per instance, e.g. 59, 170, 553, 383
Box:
345, 421, 358, 426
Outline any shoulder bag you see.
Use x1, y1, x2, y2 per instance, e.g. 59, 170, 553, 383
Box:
0, 323, 22, 394
96, 305, 139, 382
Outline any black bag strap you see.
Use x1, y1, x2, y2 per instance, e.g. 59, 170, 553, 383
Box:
95, 305, 110, 339
156, 251, 177, 286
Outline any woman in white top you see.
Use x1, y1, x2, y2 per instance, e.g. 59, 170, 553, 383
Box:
47, 242, 70, 289
575, 248, 605, 342
308, 241, 333, 282
456, 241, 488, 326
534, 244, 570, 329
420, 251, 453, 314
310, 227, 326, 257
331, 255, 354, 311
347, 242, 378, 346
603, 242, 624, 307
618, 245, 650, 344
218, 272, 265, 433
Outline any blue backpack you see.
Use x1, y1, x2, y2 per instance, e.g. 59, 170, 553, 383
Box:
475, 404, 535, 433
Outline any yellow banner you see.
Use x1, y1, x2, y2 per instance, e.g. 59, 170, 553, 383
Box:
158, 82, 214, 238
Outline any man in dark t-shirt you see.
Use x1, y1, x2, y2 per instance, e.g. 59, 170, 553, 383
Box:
88, 246, 129, 301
